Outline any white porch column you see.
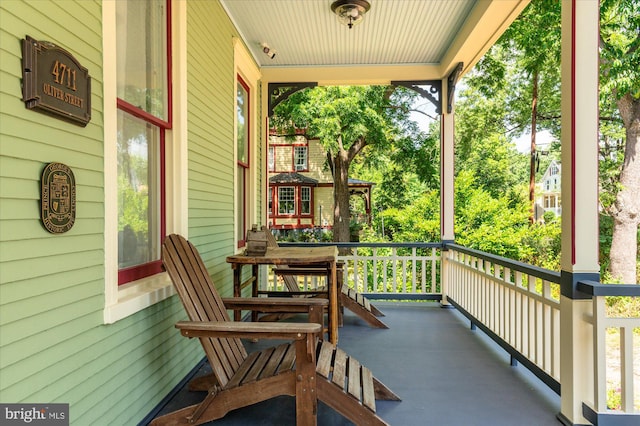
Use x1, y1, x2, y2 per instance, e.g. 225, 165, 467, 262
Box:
558, 1, 600, 425
440, 77, 455, 305
440, 87, 455, 244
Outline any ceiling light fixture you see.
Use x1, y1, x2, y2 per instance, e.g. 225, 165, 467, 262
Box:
331, 0, 371, 29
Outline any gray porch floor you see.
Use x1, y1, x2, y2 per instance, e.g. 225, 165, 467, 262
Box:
148, 302, 561, 425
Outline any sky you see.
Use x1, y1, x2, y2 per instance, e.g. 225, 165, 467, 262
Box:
514, 130, 554, 154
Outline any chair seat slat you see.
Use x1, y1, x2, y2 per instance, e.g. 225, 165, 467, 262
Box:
316, 341, 334, 378
227, 351, 260, 389
259, 343, 290, 379
347, 356, 362, 400
362, 366, 376, 412
279, 341, 297, 373
332, 348, 348, 390
242, 347, 276, 384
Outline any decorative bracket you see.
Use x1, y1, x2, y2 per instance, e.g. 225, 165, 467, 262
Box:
268, 82, 317, 116
391, 80, 442, 114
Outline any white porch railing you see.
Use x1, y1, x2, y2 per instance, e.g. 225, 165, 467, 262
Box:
577, 281, 640, 419
444, 244, 562, 392
260, 240, 640, 422
261, 242, 442, 300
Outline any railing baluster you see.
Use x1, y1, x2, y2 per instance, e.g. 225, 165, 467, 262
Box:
372, 248, 378, 294
620, 326, 634, 412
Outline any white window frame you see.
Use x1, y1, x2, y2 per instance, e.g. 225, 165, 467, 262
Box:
268, 146, 275, 171
294, 145, 308, 171
103, 0, 187, 324
278, 186, 296, 215
301, 186, 311, 215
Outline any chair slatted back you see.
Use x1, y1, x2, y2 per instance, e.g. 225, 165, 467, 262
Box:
262, 226, 300, 292
162, 234, 248, 388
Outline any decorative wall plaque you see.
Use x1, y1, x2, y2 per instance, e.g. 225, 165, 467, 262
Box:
41, 163, 76, 234
22, 35, 91, 126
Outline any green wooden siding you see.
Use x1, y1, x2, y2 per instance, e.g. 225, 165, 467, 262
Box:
0, 1, 258, 424
187, 0, 243, 298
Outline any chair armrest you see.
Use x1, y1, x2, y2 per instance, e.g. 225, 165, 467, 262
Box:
222, 297, 327, 313
176, 321, 320, 340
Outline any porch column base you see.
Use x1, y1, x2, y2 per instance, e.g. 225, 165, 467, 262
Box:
556, 412, 590, 426
582, 403, 640, 426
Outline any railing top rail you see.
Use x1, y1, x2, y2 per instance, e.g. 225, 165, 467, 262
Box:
577, 280, 640, 297
278, 242, 442, 249
445, 243, 561, 284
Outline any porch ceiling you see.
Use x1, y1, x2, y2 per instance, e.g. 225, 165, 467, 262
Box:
220, 0, 530, 84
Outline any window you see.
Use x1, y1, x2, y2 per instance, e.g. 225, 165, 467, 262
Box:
294, 146, 307, 171
233, 38, 260, 252
104, 0, 187, 323
278, 187, 295, 214
236, 77, 250, 247
301, 186, 311, 215
268, 188, 273, 215
268, 146, 275, 171
116, 0, 170, 284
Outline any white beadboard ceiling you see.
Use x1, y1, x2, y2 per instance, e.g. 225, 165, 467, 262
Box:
221, 0, 476, 67
220, 0, 529, 81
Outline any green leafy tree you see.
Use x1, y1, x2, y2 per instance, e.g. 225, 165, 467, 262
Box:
272, 85, 434, 242
599, 0, 640, 283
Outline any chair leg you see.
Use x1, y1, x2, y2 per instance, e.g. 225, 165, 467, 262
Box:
295, 338, 318, 425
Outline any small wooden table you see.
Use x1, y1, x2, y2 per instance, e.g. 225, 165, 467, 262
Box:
226, 246, 339, 344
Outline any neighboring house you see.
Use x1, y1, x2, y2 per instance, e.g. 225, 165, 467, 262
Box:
535, 159, 562, 220
267, 133, 374, 231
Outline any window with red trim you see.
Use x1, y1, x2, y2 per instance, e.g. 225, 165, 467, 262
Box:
116, 0, 171, 284
236, 76, 250, 247
301, 186, 311, 215
294, 146, 308, 171
268, 146, 275, 171
278, 187, 296, 215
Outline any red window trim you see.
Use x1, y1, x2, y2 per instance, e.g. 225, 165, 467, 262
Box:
293, 145, 309, 172
237, 75, 251, 247
300, 186, 313, 216
118, 0, 172, 285
271, 184, 314, 219
268, 141, 309, 173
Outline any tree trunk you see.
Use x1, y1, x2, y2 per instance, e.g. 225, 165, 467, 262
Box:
529, 69, 539, 224
332, 150, 351, 243
609, 93, 640, 283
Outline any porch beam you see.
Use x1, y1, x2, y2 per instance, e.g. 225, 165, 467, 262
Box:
438, 0, 530, 77
261, 64, 443, 86
558, 1, 600, 425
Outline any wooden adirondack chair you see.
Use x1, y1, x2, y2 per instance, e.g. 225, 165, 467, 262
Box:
153, 234, 399, 426
263, 227, 389, 329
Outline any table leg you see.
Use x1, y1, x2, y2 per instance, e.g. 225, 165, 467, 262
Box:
252, 264, 259, 322
233, 265, 241, 321
329, 260, 338, 344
